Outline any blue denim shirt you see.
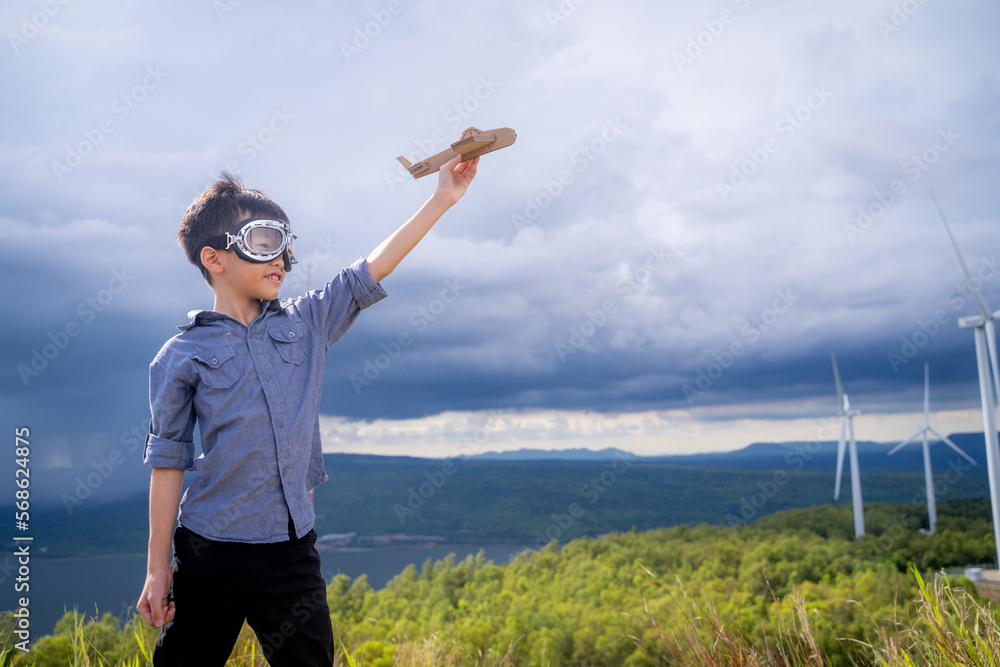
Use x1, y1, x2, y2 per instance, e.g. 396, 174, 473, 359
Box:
144, 257, 387, 543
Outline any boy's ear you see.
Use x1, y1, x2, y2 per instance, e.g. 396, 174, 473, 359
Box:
200, 246, 226, 277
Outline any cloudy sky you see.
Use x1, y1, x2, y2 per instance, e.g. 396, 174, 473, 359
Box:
3, 0, 1000, 504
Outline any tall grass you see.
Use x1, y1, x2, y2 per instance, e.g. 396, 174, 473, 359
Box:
631, 562, 831, 666
868, 568, 1000, 666
633, 563, 1000, 667
1, 616, 515, 667
5, 569, 997, 666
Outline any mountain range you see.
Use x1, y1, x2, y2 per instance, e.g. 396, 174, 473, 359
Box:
2, 433, 992, 557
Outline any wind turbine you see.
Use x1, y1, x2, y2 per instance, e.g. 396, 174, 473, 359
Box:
887, 362, 976, 535
832, 352, 865, 538
935, 192, 1000, 570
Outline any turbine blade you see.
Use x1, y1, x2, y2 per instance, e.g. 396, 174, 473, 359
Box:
888, 429, 923, 456
848, 417, 862, 484
831, 352, 845, 410
932, 191, 992, 319
928, 427, 978, 465
835, 417, 846, 500
847, 417, 864, 536
985, 320, 1000, 406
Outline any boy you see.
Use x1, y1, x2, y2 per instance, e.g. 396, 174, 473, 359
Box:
137, 153, 479, 665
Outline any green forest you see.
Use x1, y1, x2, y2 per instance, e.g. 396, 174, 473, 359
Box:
12, 447, 991, 557
3, 498, 998, 666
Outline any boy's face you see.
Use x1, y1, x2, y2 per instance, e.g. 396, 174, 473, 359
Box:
214, 247, 286, 301
204, 215, 295, 301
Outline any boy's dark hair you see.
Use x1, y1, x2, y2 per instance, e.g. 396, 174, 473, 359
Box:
178, 172, 289, 286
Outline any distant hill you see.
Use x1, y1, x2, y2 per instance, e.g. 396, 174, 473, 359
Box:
471, 447, 636, 461
468, 432, 992, 473
4, 433, 991, 557
652, 432, 992, 473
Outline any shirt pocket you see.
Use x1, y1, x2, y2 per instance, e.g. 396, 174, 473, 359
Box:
268, 322, 307, 365
193, 344, 243, 389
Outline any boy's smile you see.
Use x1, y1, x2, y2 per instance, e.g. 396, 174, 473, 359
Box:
207, 249, 287, 324
250, 258, 285, 295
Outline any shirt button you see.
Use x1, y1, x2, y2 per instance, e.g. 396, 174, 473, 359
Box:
211, 358, 218, 364
264, 374, 270, 381
277, 420, 284, 428
288, 331, 295, 337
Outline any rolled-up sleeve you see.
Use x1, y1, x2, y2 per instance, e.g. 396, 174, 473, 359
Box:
144, 356, 197, 469
295, 256, 388, 347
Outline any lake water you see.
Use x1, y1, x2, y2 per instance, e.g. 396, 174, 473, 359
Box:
2, 544, 528, 639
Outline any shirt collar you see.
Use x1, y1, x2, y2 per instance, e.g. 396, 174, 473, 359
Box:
177, 298, 282, 331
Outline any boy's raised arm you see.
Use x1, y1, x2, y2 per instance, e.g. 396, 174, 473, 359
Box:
367, 154, 479, 283
138, 467, 184, 628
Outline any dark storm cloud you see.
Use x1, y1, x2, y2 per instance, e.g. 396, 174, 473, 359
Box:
3, 0, 1000, 500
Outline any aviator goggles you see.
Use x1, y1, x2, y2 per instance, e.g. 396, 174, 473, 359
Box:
207, 218, 297, 271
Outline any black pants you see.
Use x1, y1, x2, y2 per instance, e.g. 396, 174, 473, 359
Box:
152, 525, 334, 667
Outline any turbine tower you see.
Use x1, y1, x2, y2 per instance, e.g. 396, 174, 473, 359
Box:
887, 362, 976, 535
832, 352, 865, 538
935, 192, 1000, 570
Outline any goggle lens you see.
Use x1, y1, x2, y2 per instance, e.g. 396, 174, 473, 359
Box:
207, 218, 297, 271
245, 226, 285, 253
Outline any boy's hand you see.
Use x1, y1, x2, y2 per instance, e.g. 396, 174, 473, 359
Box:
436, 154, 479, 207
367, 153, 480, 282
138, 567, 175, 628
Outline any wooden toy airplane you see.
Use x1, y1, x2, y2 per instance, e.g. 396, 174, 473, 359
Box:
397, 126, 516, 179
